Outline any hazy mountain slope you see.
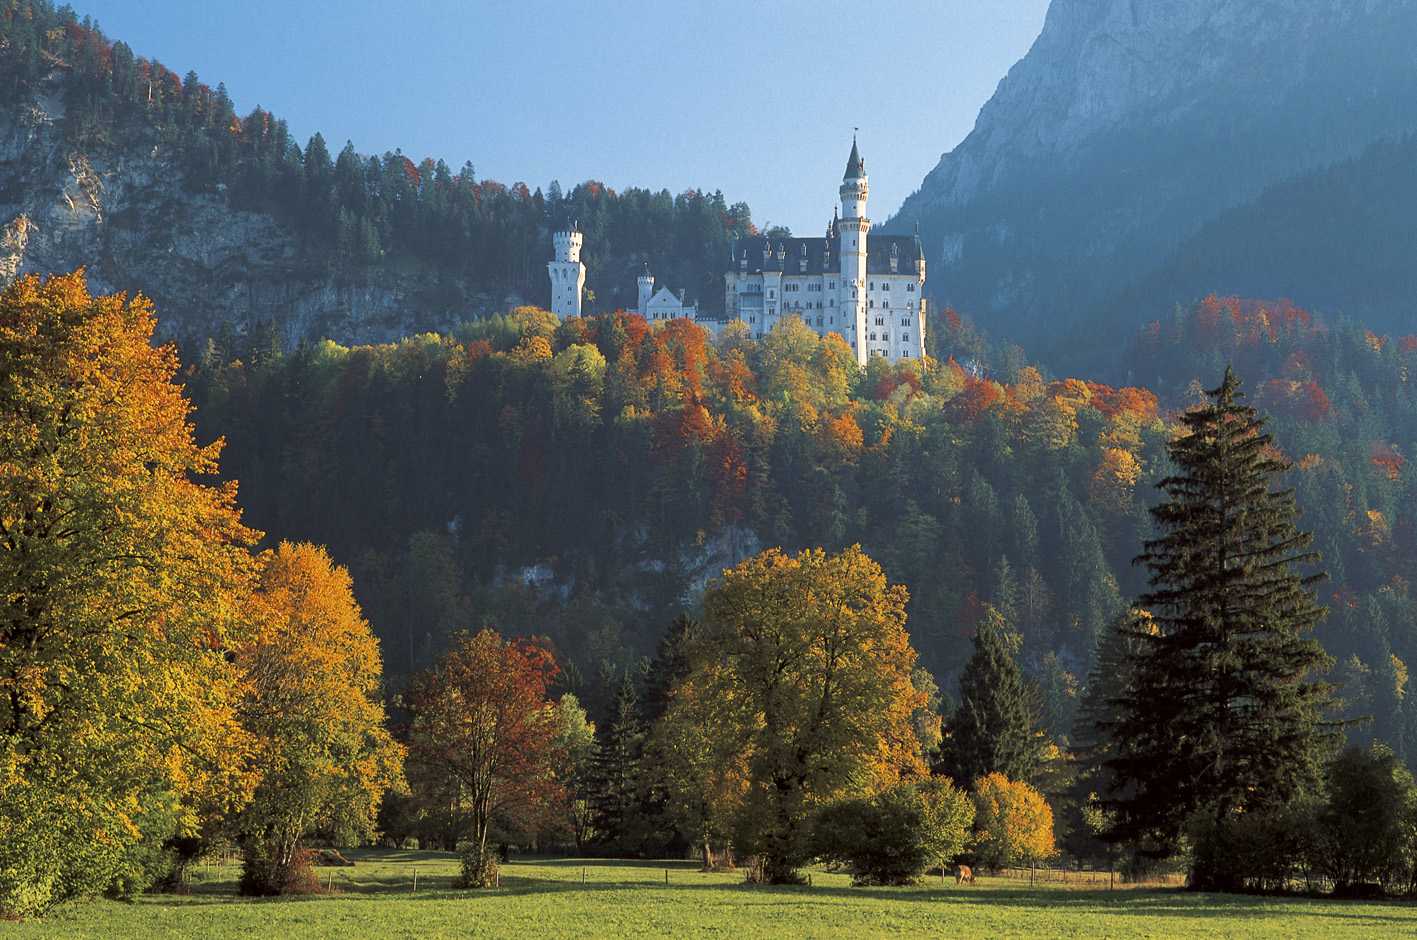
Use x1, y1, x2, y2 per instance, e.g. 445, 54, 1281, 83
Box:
1083, 133, 1417, 375
888, 0, 1417, 362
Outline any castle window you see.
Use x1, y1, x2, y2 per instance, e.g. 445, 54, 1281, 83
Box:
869, 282, 875, 290
902, 351, 911, 358
875, 317, 884, 326
868, 300, 874, 308
903, 334, 910, 343
883, 283, 890, 291
907, 283, 915, 292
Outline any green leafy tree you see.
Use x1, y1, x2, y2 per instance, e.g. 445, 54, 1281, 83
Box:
918, 777, 976, 882
1105, 368, 1336, 889
939, 607, 1040, 785
1314, 745, 1417, 894
551, 693, 598, 852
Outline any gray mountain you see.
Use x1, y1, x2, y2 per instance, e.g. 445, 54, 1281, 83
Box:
888, 0, 1417, 363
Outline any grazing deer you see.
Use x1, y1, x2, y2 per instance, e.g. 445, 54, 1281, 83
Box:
955, 864, 975, 885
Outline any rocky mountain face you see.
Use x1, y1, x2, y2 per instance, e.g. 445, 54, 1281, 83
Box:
0, 74, 508, 349
889, 0, 1417, 366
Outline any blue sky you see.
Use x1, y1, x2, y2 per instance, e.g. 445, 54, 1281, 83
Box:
76, 0, 1049, 232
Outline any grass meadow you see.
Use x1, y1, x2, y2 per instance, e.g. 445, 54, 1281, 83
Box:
13, 849, 1417, 939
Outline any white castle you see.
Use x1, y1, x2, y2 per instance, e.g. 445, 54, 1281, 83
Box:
547, 137, 926, 365
547, 225, 586, 318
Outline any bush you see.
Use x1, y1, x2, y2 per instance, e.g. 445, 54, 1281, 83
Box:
455, 843, 500, 888
811, 785, 934, 886
238, 845, 319, 897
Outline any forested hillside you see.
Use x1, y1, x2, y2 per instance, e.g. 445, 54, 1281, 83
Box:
0, 0, 753, 343
187, 301, 1417, 756
1073, 134, 1417, 371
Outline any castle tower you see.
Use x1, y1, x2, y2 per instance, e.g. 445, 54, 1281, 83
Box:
637, 263, 655, 317
838, 136, 870, 365
548, 223, 586, 317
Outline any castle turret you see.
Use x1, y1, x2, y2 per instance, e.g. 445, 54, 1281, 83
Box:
637, 264, 655, 317
548, 222, 586, 317
838, 136, 870, 365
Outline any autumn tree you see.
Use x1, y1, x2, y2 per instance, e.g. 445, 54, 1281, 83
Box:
1105, 368, 1336, 889
407, 629, 562, 887
236, 542, 405, 895
971, 773, 1058, 872
690, 546, 928, 883
0, 272, 258, 917
647, 665, 751, 870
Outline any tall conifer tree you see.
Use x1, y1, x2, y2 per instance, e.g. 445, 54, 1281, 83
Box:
1104, 368, 1335, 884
939, 607, 1039, 784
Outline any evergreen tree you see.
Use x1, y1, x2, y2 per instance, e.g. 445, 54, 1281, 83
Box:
1104, 368, 1336, 887
642, 613, 697, 726
589, 675, 645, 851
939, 607, 1040, 784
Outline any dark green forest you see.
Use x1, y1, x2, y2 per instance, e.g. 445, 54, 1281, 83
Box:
0, 0, 755, 312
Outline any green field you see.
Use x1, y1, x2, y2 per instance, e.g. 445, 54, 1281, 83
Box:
13, 850, 1416, 939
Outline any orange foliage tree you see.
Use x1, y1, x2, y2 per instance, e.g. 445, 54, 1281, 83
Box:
0, 272, 259, 916
971, 773, 1058, 871
236, 542, 405, 895
407, 629, 563, 886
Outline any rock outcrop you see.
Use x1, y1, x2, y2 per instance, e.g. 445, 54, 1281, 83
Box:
0, 73, 511, 347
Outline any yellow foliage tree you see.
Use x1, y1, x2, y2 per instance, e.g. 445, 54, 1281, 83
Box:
0, 272, 258, 916
971, 772, 1058, 871
647, 665, 753, 870
236, 542, 405, 894
692, 545, 928, 883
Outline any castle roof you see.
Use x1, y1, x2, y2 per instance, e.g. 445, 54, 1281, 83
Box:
647, 286, 686, 307
730, 233, 921, 276
843, 137, 865, 180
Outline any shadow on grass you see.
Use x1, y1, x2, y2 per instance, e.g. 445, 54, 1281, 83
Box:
164, 850, 1417, 929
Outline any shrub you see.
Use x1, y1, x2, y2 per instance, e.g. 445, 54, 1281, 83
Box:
811, 784, 934, 886
238, 845, 319, 897
455, 843, 500, 888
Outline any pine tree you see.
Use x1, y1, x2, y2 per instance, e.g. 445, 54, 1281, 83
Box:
939, 607, 1040, 784
589, 675, 645, 851
642, 613, 698, 726
1104, 368, 1335, 886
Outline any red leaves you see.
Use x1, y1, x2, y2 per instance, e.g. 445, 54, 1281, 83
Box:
1371, 442, 1405, 481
